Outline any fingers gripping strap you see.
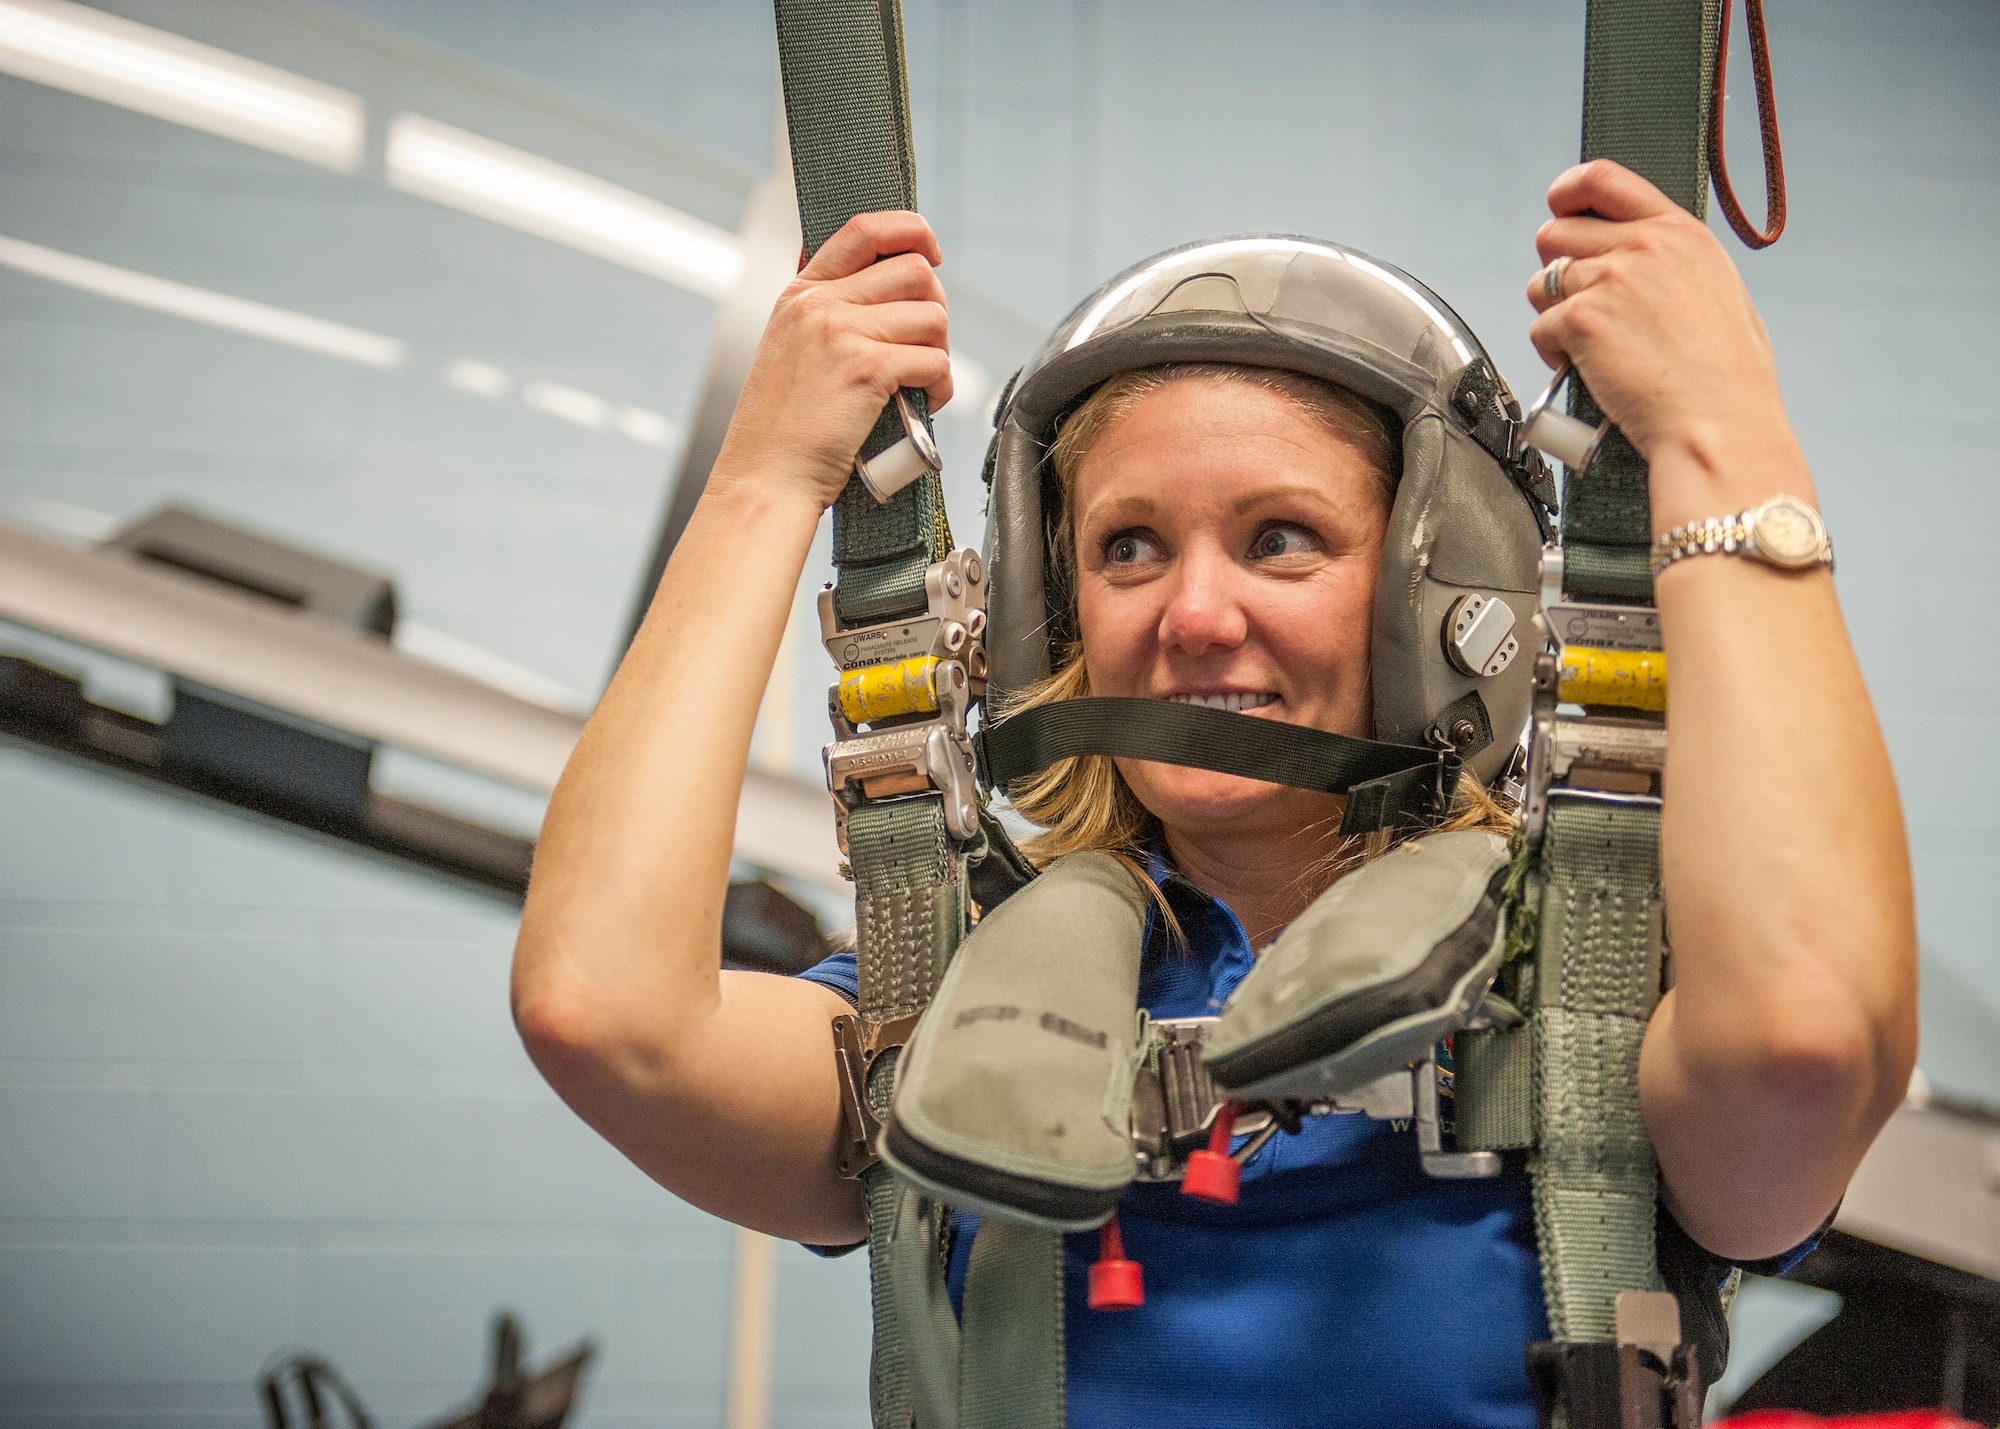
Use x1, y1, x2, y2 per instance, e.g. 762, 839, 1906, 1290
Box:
1529, 799, 1667, 1342
774, 0, 946, 626
1567, 0, 1722, 602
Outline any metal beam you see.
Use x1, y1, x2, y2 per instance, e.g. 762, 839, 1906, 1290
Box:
0, 516, 844, 893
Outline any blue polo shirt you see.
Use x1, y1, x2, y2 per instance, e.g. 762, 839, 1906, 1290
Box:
798, 858, 1804, 1426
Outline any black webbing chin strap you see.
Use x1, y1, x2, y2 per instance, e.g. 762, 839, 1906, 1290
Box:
977, 697, 1461, 836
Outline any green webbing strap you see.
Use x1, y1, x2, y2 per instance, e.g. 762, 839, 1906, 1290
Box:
1581, 0, 1721, 214
867, 1178, 961, 1428
772, 7, 1008, 1422
849, 796, 960, 1022
1530, 798, 1666, 1341
1563, 0, 1722, 602
848, 796, 963, 1427
956, 1222, 1065, 1429
774, 0, 952, 628
1456, 1024, 1534, 1152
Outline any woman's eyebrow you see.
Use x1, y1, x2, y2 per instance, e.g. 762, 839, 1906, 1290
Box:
1230, 483, 1341, 515
1079, 494, 1156, 525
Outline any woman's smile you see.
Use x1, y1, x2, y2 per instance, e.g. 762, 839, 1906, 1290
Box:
1069, 374, 1389, 837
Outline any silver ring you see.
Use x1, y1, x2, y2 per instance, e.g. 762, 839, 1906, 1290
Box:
1541, 255, 1573, 305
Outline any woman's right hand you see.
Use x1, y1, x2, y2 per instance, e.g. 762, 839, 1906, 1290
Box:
712, 209, 954, 513
513, 211, 956, 1247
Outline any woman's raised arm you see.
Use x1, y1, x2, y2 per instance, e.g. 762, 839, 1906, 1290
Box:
1526, 160, 1918, 1261
511, 212, 954, 1246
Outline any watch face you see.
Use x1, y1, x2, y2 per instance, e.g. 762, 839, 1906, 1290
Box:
1753, 498, 1823, 566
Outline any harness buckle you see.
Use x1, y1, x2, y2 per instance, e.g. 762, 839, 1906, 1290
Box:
821, 550, 987, 848
1130, 1018, 1281, 1181
1130, 1021, 1502, 1182
830, 1010, 924, 1179
1523, 543, 1668, 848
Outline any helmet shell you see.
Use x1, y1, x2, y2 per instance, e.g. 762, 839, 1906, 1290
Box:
982, 235, 1551, 786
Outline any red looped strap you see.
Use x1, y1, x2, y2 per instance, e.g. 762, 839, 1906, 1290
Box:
1710, 0, 1787, 248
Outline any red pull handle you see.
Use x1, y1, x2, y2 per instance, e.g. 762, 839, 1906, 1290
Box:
1180, 1099, 1243, 1205
1087, 1215, 1144, 1311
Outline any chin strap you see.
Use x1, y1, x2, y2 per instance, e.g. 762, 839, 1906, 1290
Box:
977, 696, 1465, 836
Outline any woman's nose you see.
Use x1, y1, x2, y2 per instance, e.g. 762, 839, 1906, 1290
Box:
1158, 548, 1249, 656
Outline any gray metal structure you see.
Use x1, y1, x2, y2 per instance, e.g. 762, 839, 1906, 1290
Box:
0, 509, 841, 897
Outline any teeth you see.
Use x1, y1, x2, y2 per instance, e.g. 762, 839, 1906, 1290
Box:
1166, 692, 1277, 712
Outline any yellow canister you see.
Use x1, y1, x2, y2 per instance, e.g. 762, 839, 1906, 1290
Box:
1558, 645, 1667, 712
839, 655, 941, 725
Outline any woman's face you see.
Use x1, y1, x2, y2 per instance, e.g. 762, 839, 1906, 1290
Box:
1071, 377, 1391, 841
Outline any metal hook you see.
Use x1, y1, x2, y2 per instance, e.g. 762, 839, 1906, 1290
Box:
854, 389, 942, 503
1513, 364, 1611, 473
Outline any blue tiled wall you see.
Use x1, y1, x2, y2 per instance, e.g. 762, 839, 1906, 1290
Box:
2, 1, 1996, 1426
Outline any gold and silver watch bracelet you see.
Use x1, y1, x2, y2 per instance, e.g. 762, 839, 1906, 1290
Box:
1650, 493, 1833, 577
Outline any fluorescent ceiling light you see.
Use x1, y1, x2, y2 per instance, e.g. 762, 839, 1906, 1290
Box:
443, 357, 511, 398
386, 114, 746, 298
613, 406, 678, 449
0, 234, 406, 368
0, 0, 362, 171
522, 379, 609, 430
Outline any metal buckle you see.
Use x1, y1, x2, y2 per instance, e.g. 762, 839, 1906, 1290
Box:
1129, 1021, 1497, 1181
853, 390, 942, 503
1413, 1054, 1502, 1179
1514, 363, 1611, 473
825, 715, 980, 846
830, 1010, 923, 1178
1540, 600, 1661, 653
822, 550, 986, 847
817, 548, 987, 693
1523, 543, 1668, 846
1130, 1018, 1280, 1181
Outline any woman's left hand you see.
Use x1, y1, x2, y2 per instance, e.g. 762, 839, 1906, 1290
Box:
1525, 159, 1804, 523
1523, 160, 1918, 1265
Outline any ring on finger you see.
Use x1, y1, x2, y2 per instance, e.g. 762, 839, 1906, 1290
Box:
1541, 255, 1573, 305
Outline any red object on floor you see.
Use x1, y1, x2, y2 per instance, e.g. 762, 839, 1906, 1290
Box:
1086, 1216, 1144, 1311
1181, 1099, 1243, 1205
1718, 1412, 1981, 1428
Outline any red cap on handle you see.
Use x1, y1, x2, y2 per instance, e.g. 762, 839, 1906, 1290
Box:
1087, 1216, 1144, 1311
1181, 1099, 1243, 1205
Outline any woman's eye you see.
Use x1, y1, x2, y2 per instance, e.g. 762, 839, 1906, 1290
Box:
1106, 531, 1162, 565
1251, 524, 1319, 560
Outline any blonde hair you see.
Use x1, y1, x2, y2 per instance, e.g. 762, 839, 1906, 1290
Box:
996, 362, 1515, 911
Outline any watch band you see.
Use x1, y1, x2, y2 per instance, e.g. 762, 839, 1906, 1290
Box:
1650, 494, 1833, 577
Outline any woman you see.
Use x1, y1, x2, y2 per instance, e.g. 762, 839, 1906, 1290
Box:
511, 161, 1916, 1424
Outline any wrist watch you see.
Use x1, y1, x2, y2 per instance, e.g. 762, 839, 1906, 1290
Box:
1651, 494, 1833, 577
